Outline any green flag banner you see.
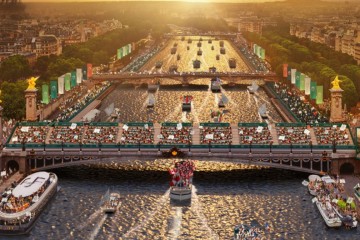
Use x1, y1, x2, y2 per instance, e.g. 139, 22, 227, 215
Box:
117, 48, 121, 60
295, 71, 301, 89
260, 48, 265, 60
300, 73, 305, 91
50, 80, 58, 99
71, 71, 77, 88
42, 84, 49, 104
65, 73, 71, 91
310, 81, 317, 99
316, 85, 323, 104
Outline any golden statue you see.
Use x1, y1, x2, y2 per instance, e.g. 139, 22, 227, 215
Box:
0, 90, 2, 104
27, 77, 39, 90
331, 76, 342, 90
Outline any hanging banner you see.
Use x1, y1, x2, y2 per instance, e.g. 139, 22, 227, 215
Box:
87, 63, 93, 79
291, 69, 296, 84
305, 76, 311, 95
300, 73, 305, 91
65, 73, 71, 91
71, 71, 77, 88
310, 81, 317, 99
283, 64, 288, 78
128, 43, 132, 54
76, 68, 82, 84
58, 75, 65, 95
295, 71, 301, 89
287, 66, 291, 81
316, 85, 323, 104
42, 84, 49, 104
132, 42, 136, 51
117, 48, 121, 60
253, 44, 257, 54
82, 65, 87, 80
122, 46, 127, 57
50, 80, 58, 99
256, 46, 261, 58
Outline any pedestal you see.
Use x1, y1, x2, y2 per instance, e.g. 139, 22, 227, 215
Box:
0, 106, 3, 145
329, 88, 345, 123
25, 89, 38, 121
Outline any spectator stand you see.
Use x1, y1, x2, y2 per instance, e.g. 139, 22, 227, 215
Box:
82, 122, 119, 147
158, 122, 193, 146
238, 122, 273, 145
6, 122, 50, 148
120, 122, 154, 146
48, 122, 84, 147
199, 122, 232, 145
311, 123, 355, 147
275, 123, 311, 146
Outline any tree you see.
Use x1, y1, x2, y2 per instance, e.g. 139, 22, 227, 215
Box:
0, 80, 27, 120
0, 55, 32, 82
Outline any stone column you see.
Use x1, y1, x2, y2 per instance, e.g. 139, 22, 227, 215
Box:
25, 89, 38, 121
0, 105, 3, 146
329, 88, 345, 123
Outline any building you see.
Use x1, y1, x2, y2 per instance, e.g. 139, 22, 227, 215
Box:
32, 35, 61, 58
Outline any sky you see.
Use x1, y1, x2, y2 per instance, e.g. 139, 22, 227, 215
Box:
21, 0, 284, 3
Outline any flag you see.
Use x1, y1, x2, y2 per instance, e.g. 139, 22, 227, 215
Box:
117, 48, 122, 60
65, 73, 71, 91
283, 64, 288, 78
42, 84, 49, 104
71, 71, 77, 88
310, 81, 317, 99
287, 66, 291, 81
300, 73, 305, 91
58, 75, 65, 94
128, 43, 132, 53
305, 76, 311, 95
76, 68, 82, 84
260, 48, 265, 60
295, 71, 301, 88
87, 63, 93, 79
253, 44, 257, 54
132, 42, 136, 51
291, 69, 296, 84
82, 65, 87, 80
316, 85, 323, 104
50, 80, 58, 99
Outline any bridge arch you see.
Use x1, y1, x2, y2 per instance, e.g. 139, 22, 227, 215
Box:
339, 162, 355, 175
6, 159, 19, 173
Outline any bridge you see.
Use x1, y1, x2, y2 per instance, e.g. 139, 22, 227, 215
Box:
164, 33, 237, 38
91, 72, 278, 84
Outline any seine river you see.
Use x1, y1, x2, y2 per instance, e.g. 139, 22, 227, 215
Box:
9, 162, 360, 240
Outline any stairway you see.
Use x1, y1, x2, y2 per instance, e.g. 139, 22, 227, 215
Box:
230, 123, 240, 145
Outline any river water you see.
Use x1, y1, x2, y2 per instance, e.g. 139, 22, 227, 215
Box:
9, 161, 360, 240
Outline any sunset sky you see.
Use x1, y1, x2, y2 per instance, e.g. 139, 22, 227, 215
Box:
21, 0, 283, 2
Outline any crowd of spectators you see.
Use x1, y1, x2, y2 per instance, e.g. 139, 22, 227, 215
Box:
82, 126, 119, 145
238, 126, 272, 144
276, 126, 311, 145
2, 119, 16, 144
55, 82, 110, 122
159, 125, 192, 144
10, 126, 48, 144
122, 46, 161, 72
48, 125, 83, 144
273, 83, 328, 124
121, 125, 154, 144
200, 126, 232, 144
313, 126, 352, 145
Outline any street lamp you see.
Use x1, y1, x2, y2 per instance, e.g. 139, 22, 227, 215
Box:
138, 141, 141, 152
269, 141, 272, 154
43, 141, 46, 152
98, 141, 102, 152
61, 141, 64, 152
332, 140, 337, 153
118, 142, 120, 152
208, 142, 211, 153
310, 141, 313, 154
229, 141, 232, 153
250, 141, 252, 154
290, 143, 293, 154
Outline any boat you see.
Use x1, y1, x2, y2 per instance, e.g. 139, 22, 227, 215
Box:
170, 47, 177, 54
169, 65, 178, 72
208, 39, 212, 44
229, 58, 236, 68
218, 93, 228, 108
220, 47, 226, 54
187, 46, 190, 50
197, 48, 202, 56
211, 77, 221, 92
101, 190, 121, 214
332, 198, 358, 229
193, 60, 201, 69
147, 94, 155, 108
219, 40, 224, 47
182, 95, 192, 112
211, 46, 214, 50
177, 54, 181, 61
233, 224, 263, 240
0, 172, 58, 235
197, 42, 202, 47
313, 197, 342, 228
169, 160, 195, 201
216, 54, 220, 60
308, 175, 322, 196
258, 104, 268, 119
354, 183, 360, 201
247, 81, 259, 94
155, 61, 163, 68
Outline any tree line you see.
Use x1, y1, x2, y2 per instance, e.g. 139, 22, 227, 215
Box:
243, 28, 359, 108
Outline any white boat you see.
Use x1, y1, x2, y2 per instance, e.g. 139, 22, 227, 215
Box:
169, 160, 195, 201
101, 190, 121, 214
218, 94, 228, 108
247, 81, 259, 94
354, 183, 360, 202
313, 197, 342, 228
170, 185, 192, 201
332, 199, 358, 229
258, 103, 268, 119
147, 94, 155, 108
308, 175, 321, 196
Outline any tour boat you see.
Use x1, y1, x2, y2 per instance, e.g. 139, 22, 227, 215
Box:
177, 54, 181, 61
0, 172, 58, 235
247, 81, 259, 94
354, 183, 360, 201
218, 94, 228, 108
182, 95, 192, 112
233, 224, 263, 240
101, 190, 121, 214
308, 175, 321, 196
216, 54, 220, 60
228, 58, 236, 68
220, 47, 226, 54
169, 160, 195, 201
211, 46, 214, 50
147, 94, 155, 108
332, 199, 358, 229
211, 77, 221, 92
197, 48, 202, 56
155, 61, 163, 68
313, 197, 342, 228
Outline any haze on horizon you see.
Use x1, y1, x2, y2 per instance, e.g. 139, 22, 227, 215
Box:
21, 0, 284, 3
